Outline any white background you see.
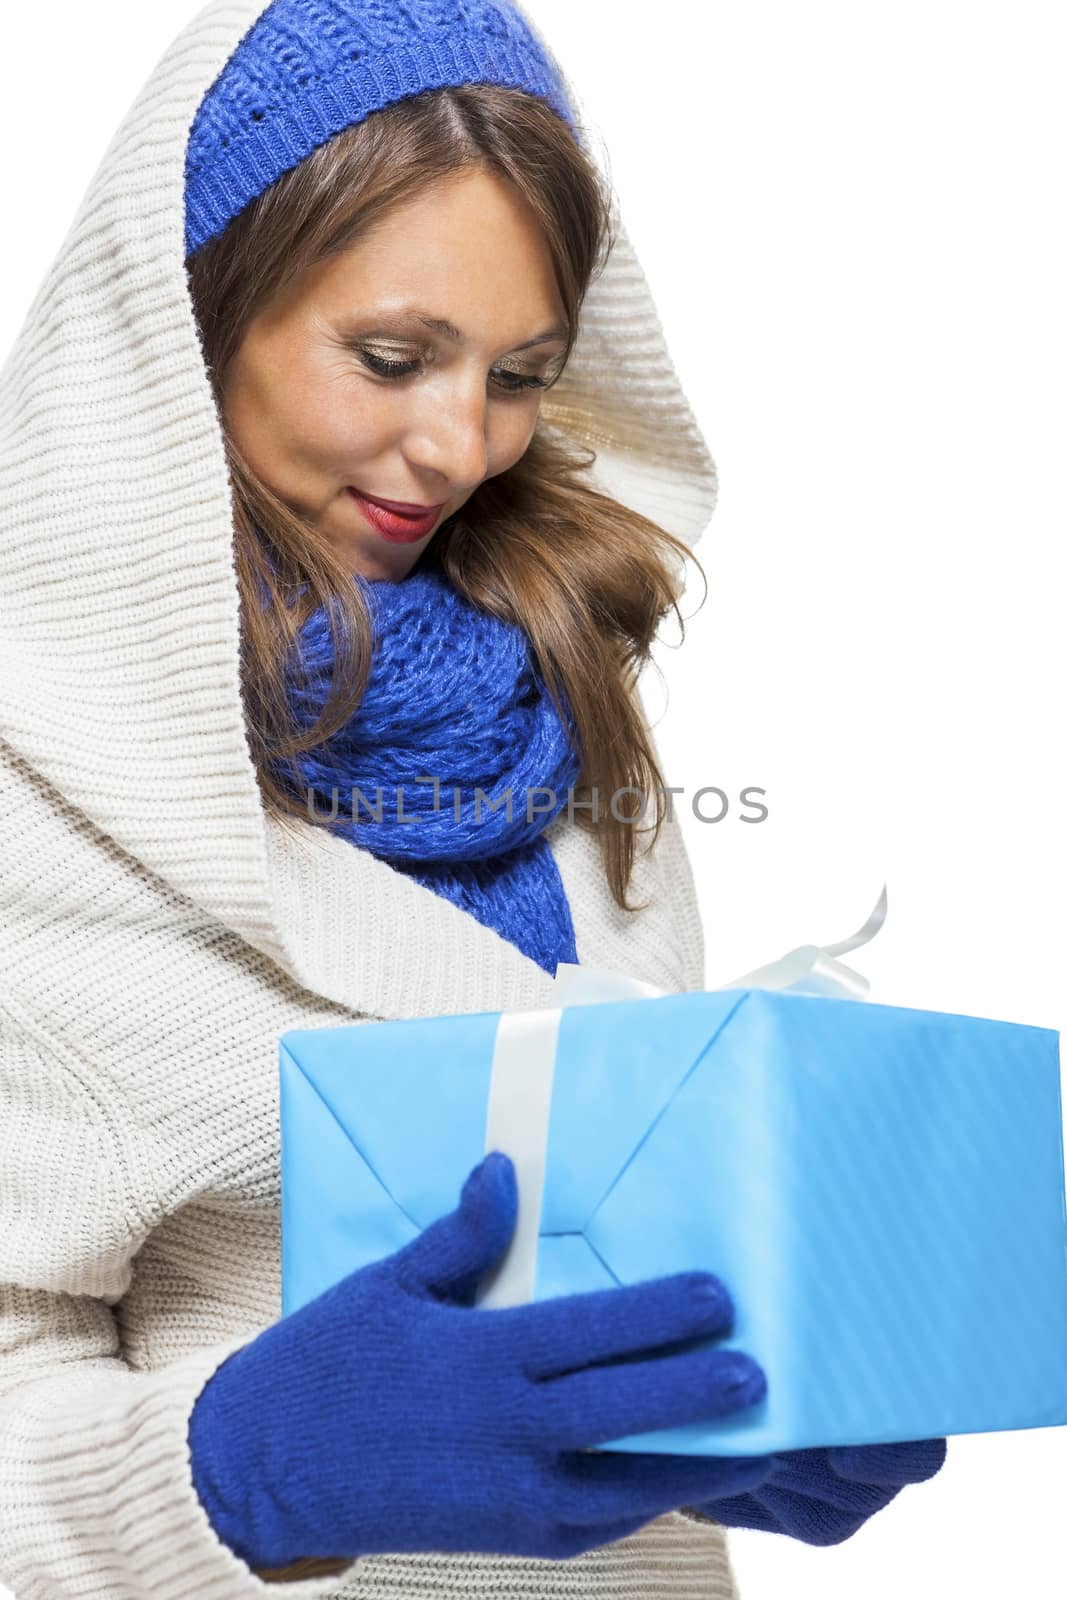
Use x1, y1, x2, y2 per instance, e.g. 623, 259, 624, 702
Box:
0, 2, 1063, 1596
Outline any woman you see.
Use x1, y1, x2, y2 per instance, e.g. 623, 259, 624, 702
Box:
0, 0, 944, 1594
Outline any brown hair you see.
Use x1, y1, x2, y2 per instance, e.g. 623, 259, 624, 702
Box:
187, 84, 707, 912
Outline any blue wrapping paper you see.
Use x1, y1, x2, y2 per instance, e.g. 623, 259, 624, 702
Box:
279, 986, 1067, 1455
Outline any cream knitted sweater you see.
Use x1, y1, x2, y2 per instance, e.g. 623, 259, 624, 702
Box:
0, 2, 741, 1596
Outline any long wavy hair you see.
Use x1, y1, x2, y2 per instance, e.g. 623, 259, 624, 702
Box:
187, 84, 707, 912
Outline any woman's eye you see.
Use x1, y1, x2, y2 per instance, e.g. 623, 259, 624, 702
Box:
357, 347, 549, 394
359, 349, 422, 379
490, 368, 549, 394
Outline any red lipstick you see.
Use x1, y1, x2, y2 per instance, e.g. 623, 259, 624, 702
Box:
348, 487, 445, 543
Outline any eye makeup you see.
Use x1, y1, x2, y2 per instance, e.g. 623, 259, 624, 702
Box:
338, 309, 567, 366
348, 332, 567, 393
360, 348, 556, 393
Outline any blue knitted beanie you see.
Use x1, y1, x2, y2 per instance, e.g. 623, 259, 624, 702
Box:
185, 0, 579, 257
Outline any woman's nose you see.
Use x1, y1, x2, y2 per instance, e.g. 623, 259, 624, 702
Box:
404, 381, 490, 493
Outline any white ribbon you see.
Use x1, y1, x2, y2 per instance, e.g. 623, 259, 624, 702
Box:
714, 881, 887, 1000
477, 884, 888, 1308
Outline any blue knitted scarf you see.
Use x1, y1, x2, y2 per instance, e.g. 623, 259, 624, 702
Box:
279, 565, 582, 974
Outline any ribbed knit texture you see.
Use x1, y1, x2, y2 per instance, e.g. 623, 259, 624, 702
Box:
0, 1, 725, 1594
0, 794, 716, 1600
185, 0, 580, 257
282, 565, 582, 973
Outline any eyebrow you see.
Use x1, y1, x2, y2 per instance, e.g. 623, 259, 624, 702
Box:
368, 310, 569, 352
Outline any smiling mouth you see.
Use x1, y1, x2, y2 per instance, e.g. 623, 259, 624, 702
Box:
351, 488, 446, 516
347, 488, 444, 543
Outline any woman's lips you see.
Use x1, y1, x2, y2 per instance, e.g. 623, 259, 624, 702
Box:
347, 487, 445, 543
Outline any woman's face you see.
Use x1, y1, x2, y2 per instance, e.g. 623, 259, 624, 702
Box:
222, 166, 569, 581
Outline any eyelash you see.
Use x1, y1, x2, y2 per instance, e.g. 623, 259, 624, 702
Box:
357, 348, 551, 394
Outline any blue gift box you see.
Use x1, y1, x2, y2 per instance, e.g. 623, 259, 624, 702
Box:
278, 986, 1067, 1455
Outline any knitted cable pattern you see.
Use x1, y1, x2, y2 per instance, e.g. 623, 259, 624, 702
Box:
281, 564, 583, 973
184, 0, 580, 256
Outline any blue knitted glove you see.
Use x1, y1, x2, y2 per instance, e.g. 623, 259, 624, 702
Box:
694, 1439, 947, 1546
188, 1151, 777, 1569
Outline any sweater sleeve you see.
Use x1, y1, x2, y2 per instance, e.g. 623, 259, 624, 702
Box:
0, 999, 355, 1599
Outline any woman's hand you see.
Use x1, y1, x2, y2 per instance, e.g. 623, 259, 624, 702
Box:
693, 1439, 947, 1545
187, 1151, 776, 1571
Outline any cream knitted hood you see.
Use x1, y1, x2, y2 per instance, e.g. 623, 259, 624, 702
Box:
0, 0, 715, 1018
